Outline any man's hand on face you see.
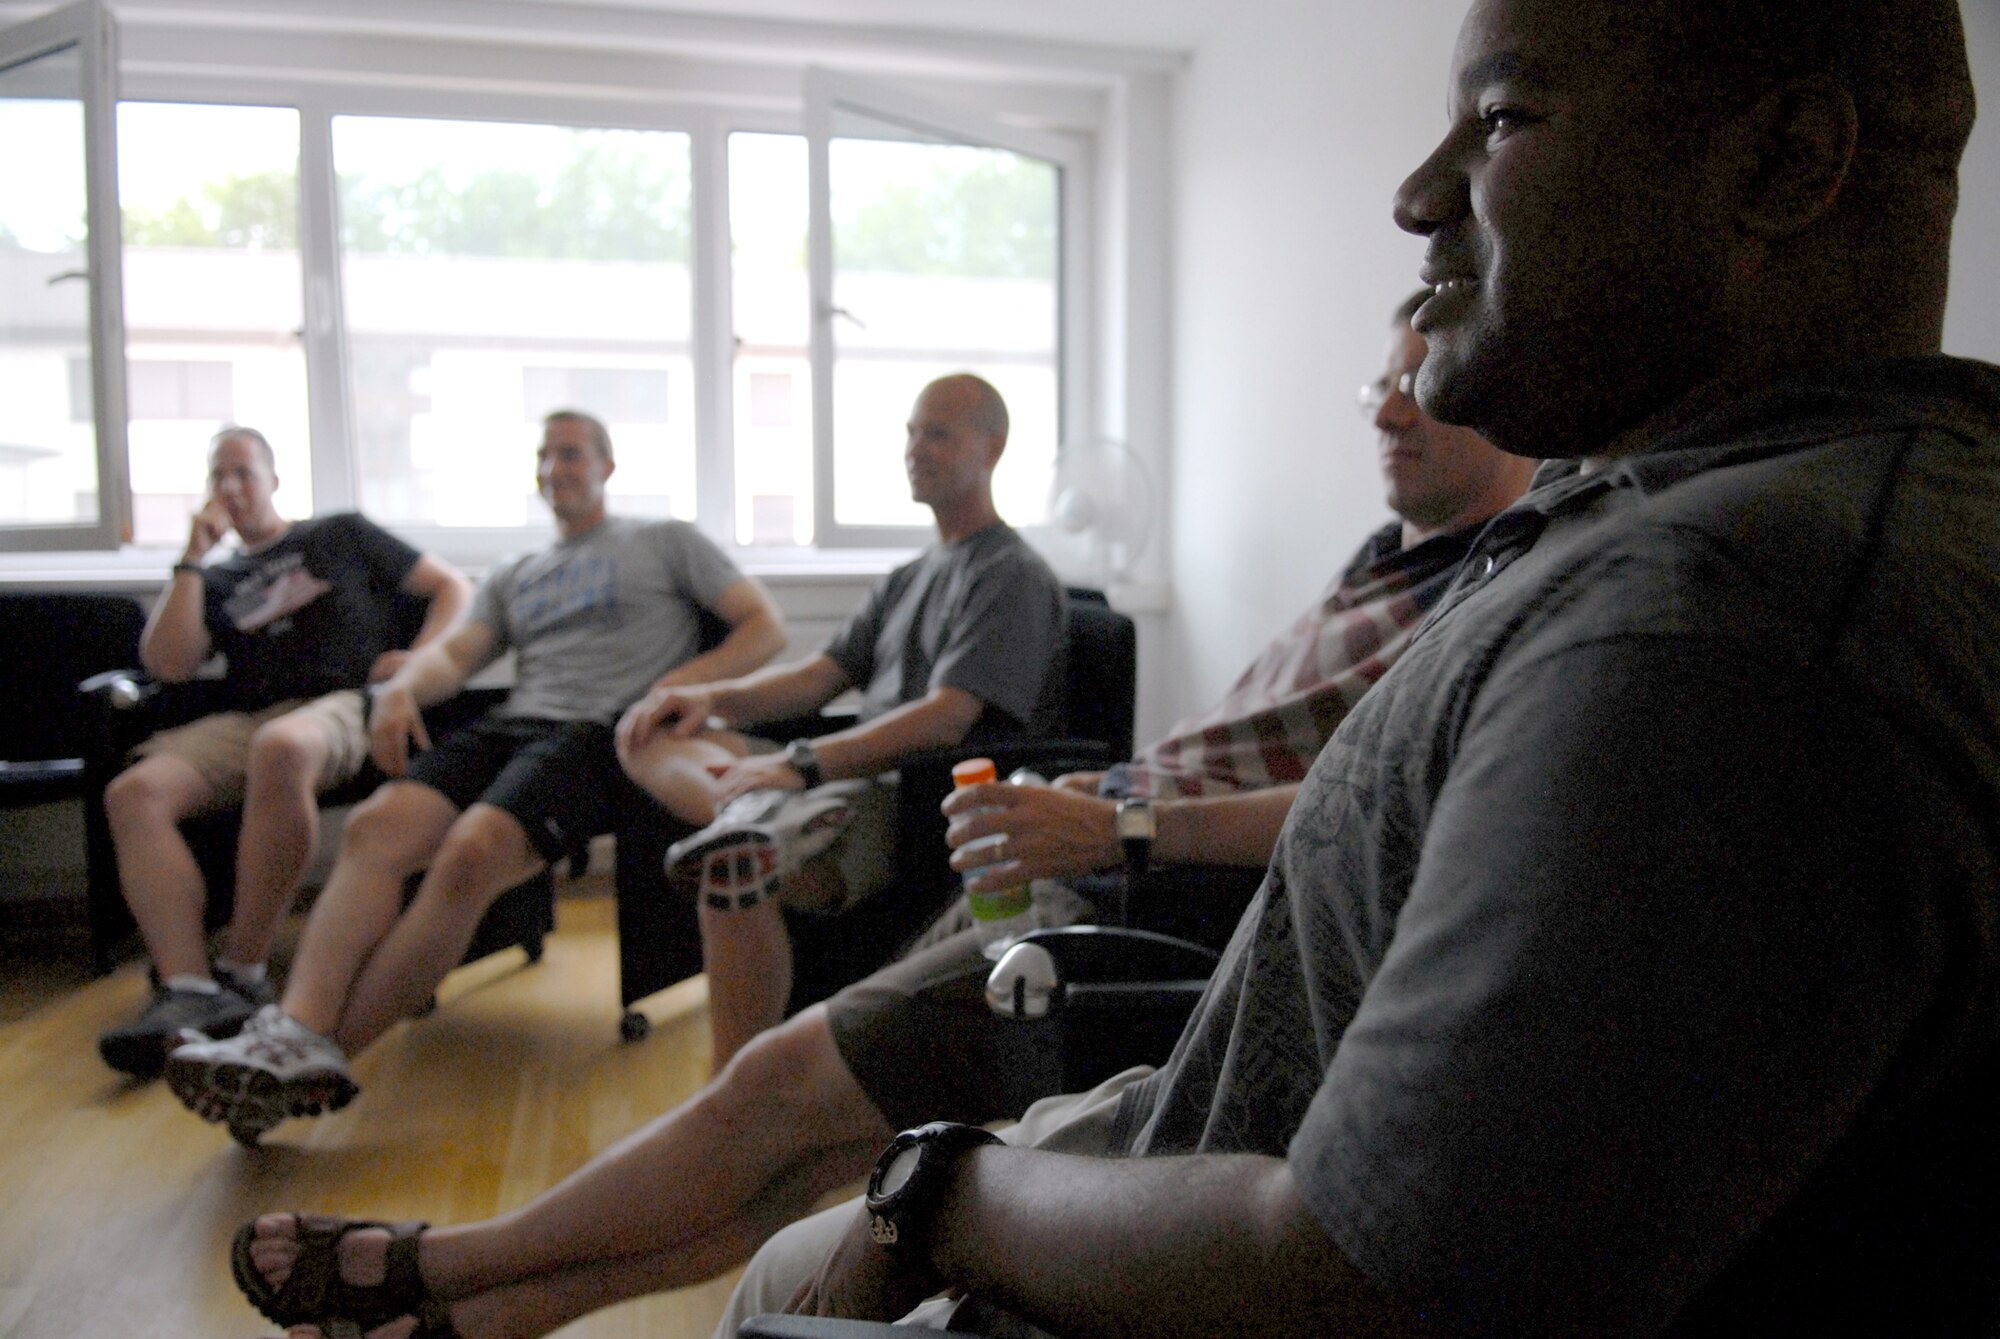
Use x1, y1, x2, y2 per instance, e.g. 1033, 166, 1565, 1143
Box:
942, 781, 1121, 891
785, 1203, 951, 1324
711, 752, 809, 805
183, 498, 232, 564
368, 685, 430, 778
614, 684, 717, 758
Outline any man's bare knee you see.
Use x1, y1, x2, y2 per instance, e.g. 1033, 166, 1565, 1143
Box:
427, 804, 542, 899
724, 1006, 890, 1140
341, 782, 452, 870
105, 759, 207, 830
244, 719, 328, 791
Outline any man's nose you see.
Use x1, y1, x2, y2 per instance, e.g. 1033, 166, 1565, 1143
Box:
1375, 389, 1419, 432
1393, 132, 1468, 238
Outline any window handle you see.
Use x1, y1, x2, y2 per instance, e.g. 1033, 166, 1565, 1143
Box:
817, 302, 868, 331
46, 269, 88, 286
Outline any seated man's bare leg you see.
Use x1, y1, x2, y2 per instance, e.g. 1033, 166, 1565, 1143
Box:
103, 753, 223, 980
281, 781, 461, 1038
618, 729, 752, 827
239, 1009, 894, 1338
700, 897, 795, 1071
331, 802, 545, 1053
217, 706, 345, 969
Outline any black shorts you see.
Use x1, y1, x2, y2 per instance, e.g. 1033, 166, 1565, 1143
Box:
405, 714, 619, 865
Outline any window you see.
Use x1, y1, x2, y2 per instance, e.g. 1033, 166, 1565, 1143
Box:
729, 131, 814, 545
0, 4, 1134, 565
805, 73, 1086, 547
117, 100, 307, 545
333, 116, 694, 529
0, 0, 127, 551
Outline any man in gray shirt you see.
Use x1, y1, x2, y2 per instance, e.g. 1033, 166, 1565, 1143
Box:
167, 409, 787, 1143
615, 372, 1066, 1067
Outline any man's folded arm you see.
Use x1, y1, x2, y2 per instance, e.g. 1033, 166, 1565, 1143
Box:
924, 1146, 1431, 1339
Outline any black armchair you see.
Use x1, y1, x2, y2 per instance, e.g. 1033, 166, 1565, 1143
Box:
76, 594, 553, 980
609, 587, 1139, 1040
0, 592, 146, 812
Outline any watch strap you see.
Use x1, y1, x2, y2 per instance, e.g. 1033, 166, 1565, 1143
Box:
784, 738, 825, 788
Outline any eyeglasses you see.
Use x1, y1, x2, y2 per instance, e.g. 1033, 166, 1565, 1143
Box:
1358, 370, 1417, 418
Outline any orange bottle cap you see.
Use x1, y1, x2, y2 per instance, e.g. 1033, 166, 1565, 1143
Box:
951, 757, 998, 787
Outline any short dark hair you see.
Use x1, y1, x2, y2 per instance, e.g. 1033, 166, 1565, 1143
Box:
543, 409, 614, 464
210, 426, 275, 472
1661, 0, 1974, 198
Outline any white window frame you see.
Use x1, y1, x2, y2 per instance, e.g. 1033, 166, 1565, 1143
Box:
0, 0, 128, 552
804, 68, 1093, 549
0, 3, 1166, 585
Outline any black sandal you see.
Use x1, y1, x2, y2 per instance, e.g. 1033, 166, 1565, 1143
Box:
230, 1213, 457, 1335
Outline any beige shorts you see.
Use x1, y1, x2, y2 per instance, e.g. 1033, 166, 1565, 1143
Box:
131, 689, 372, 809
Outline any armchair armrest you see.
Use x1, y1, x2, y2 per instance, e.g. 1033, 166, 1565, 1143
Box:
985, 925, 1219, 1021
985, 924, 1221, 1095
741, 1317, 980, 1339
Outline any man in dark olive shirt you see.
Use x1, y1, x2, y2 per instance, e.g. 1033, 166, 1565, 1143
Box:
725, 1, 2000, 1335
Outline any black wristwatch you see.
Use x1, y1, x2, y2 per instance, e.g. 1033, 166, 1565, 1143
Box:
783, 738, 824, 788
1115, 796, 1156, 881
864, 1121, 1002, 1253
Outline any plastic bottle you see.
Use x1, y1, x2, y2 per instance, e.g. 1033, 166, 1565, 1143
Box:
950, 758, 1042, 957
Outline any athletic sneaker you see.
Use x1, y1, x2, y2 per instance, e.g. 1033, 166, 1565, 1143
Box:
666, 787, 856, 909
214, 962, 278, 1011
99, 981, 262, 1081
164, 1005, 358, 1146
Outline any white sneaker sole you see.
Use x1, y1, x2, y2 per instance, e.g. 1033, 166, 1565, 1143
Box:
164, 1050, 358, 1144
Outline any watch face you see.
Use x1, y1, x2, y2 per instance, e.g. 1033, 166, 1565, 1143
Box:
876, 1143, 923, 1199
1115, 802, 1155, 840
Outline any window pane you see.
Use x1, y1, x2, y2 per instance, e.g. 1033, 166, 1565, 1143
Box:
828, 109, 1059, 530
730, 132, 813, 546
335, 116, 692, 527
118, 102, 308, 545
0, 45, 95, 527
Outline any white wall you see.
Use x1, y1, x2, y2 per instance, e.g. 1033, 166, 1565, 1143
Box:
1160, 0, 2000, 721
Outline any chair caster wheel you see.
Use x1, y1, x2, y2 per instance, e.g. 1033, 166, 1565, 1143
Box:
619, 1010, 651, 1042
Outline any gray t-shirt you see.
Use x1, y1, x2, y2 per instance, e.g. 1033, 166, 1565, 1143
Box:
473, 516, 744, 724
822, 521, 1065, 742
1112, 357, 2000, 1336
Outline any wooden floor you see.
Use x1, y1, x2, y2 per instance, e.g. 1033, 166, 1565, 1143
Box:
0, 885, 744, 1339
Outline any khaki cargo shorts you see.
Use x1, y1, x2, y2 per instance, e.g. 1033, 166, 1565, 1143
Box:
130, 688, 372, 808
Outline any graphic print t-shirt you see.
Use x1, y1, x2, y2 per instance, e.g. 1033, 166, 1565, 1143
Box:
200, 513, 422, 711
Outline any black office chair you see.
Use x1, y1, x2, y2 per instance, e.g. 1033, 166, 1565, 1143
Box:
609, 586, 1139, 1040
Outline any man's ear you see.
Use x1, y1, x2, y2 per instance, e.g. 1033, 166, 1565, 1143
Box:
1734, 75, 1859, 238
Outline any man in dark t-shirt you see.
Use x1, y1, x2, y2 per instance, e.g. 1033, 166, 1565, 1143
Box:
616, 372, 1066, 1067
97, 427, 470, 1079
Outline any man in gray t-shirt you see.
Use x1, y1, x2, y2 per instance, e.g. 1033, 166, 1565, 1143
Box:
167, 410, 787, 1143
616, 372, 1066, 1067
